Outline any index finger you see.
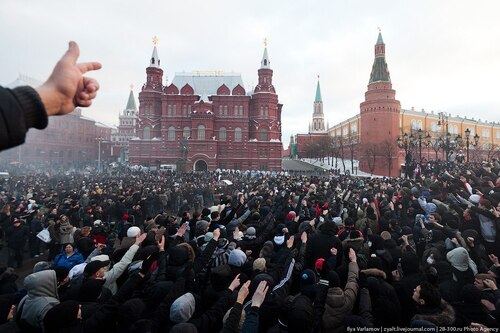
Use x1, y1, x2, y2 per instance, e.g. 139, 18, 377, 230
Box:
77, 61, 102, 74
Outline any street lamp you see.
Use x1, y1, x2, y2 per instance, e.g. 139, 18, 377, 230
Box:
96, 137, 104, 172
397, 132, 416, 178
464, 128, 471, 162
417, 128, 423, 163
425, 132, 432, 161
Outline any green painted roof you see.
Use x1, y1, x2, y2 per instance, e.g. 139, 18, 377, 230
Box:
369, 57, 391, 83
315, 80, 322, 102
376, 32, 384, 45
126, 90, 137, 110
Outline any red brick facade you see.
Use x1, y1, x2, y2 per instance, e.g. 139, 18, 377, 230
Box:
128, 46, 283, 171
359, 33, 401, 177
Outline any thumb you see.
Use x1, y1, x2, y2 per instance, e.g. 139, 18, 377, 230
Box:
62, 41, 80, 65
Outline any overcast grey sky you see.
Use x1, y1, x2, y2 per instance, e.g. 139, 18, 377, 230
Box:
1, 0, 500, 147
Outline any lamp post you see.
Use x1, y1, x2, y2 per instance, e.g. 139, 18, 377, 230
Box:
97, 137, 103, 172
465, 128, 471, 162
425, 132, 432, 161
417, 128, 423, 163
397, 132, 416, 178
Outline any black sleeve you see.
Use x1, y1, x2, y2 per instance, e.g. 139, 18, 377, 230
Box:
0, 86, 48, 151
220, 302, 243, 333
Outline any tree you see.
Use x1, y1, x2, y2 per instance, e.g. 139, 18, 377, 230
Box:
364, 143, 377, 176
346, 135, 358, 174
380, 140, 397, 177
332, 136, 347, 174
485, 143, 500, 161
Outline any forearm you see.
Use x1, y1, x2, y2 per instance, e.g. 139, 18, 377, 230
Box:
241, 306, 260, 333
0, 86, 48, 151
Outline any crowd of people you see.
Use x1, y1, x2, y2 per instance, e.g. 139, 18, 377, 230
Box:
0, 158, 497, 332
2, 40, 500, 332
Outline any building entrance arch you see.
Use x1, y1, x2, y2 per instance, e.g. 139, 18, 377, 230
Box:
194, 159, 208, 172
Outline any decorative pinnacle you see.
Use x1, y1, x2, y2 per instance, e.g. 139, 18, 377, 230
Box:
378, 27, 381, 33
152, 35, 159, 46
264, 37, 268, 47
130, 84, 134, 91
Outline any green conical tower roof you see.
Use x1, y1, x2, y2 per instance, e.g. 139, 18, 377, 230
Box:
315, 79, 322, 102
125, 90, 137, 110
369, 32, 391, 83
376, 32, 384, 45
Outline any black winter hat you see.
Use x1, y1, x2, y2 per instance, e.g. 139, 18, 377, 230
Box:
401, 253, 420, 274
327, 270, 341, 288
280, 295, 314, 333
43, 301, 79, 331
78, 279, 104, 302
460, 284, 481, 304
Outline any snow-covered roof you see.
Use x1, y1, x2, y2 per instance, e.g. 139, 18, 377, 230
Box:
171, 72, 244, 96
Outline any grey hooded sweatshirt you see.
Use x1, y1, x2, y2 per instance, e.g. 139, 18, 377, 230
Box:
17, 270, 59, 330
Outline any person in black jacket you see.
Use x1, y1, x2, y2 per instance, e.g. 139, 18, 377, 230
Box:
5, 218, 29, 268
0, 41, 101, 152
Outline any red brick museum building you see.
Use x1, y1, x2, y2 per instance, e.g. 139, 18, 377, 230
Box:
128, 44, 283, 171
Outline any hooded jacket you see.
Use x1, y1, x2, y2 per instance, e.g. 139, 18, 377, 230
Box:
17, 270, 59, 331
322, 261, 359, 332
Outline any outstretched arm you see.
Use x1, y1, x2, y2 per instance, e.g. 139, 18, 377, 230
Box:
36, 41, 101, 115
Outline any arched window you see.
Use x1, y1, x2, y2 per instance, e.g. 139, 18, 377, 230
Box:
197, 125, 205, 140
143, 127, 151, 140
168, 126, 176, 141
260, 128, 268, 141
417, 120, 423, 130
431, 122, 438, 132
167, 105, 172, 116
411, 119, 417, 130
234, 127, 242, 142
233, 105, 238, 116
351, 124, 357, 133
239, 105, 244, 116
183, 127, 191, 138
219, 127, 227, 141
224, 105, 228, 116
343, 127, 349, 136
